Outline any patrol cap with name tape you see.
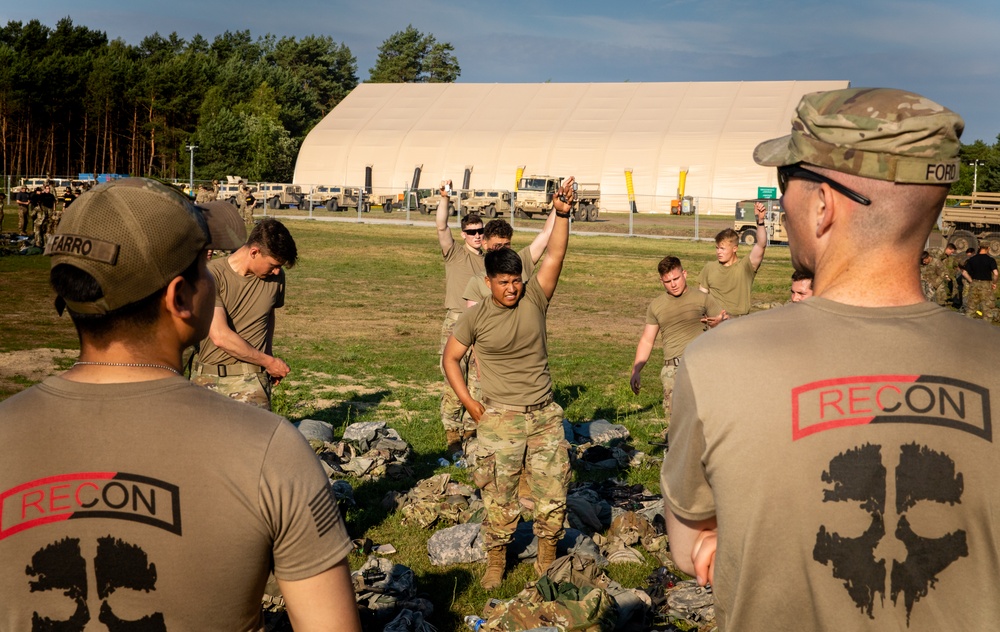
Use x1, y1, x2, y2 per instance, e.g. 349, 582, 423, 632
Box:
754, 87, 964, 184
45, 178, 210, 315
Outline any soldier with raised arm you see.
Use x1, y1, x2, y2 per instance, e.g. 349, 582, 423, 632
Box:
444, 177, 576, 591
436, 180, 485, 455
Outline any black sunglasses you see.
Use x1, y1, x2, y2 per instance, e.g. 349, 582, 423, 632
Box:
778, 164, 871, 206
463, 228, 484, 235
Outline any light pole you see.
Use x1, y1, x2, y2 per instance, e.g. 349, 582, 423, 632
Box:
969, 160, 984, 195
186, 144, 198, 192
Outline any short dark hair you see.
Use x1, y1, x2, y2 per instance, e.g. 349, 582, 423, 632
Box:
485, 247, 522, 278
483, 219, 513, 241
460, 213, 483, 230
791, 270, 813, 283
946, 243, 957, 250
51, 255, 202, 343
247, 218, 297, 267
715, 228, 739, 245
657, 256, 683, 277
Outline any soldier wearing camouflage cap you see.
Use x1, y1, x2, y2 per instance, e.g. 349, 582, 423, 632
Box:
0, 178, 359, 630
663, 88, 1000, 630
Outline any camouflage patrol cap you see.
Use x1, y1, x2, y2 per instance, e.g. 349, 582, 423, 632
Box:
45, 178, 210, 314
754, 88, 964, 184
199, 200, 247, 250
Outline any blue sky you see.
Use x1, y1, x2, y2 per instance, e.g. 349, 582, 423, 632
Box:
16, 0, 1000, 143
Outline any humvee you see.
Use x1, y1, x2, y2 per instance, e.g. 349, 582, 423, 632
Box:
734, 199, 786, 245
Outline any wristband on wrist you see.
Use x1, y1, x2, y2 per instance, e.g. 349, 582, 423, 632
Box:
555, 210, 571, 218
756, 221, 765, 226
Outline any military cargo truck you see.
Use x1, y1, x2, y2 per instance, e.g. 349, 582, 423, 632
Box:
257, 183, 304, 209
734, 199, 786, 245
513, 176, 600, 221
939, 192, 1000, 255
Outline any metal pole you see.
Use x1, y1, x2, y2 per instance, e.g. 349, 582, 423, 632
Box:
972, 161, 980, 194
186, 144, 197, 192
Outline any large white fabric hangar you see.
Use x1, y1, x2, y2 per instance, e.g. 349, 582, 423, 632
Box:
293, 80, 849, 214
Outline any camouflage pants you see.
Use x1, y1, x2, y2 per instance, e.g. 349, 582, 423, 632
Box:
473, 400, 570, 549
46, 209, 62, 236
32, 208, 49, 247
965, 280, 996, 319
659, 362, 679, 424
934, 281, 950, 306
239, 202, 253, 225
191, 369, 271, 410
439, 310, 481, 434
17, 205, 29, 234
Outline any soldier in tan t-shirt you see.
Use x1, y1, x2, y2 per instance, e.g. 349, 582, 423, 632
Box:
445, 177, 576, 591
662, 88, 998, 631
192, 218, 298, 410
630, 256, 724, 427
436, 180, 486, 455
699, 205, 768, 316
4, 178, 359, 631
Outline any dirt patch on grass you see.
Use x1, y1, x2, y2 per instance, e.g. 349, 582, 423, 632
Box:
0, 348, 75, 392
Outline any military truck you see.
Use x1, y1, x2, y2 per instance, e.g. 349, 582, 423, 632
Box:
216, 177, 256, 206
257, 183, 304, 209
419, 189, 465, 216
939, 192, 1000, 255
734, 198, 787, 245
307, 185, 369, 213
513, 176, 601, 221
462, 190, 511, 218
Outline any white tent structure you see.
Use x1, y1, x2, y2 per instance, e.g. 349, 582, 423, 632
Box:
294, 80, 849, 213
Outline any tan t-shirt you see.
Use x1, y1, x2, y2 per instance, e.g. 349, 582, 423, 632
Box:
462, 246, 535, 305
662, 299, 1000, 630
197, 256, 285, 366
698, 255, 756, 316
452, 275, 551, 405
645, 289, 722, 361
443, 240, 485, 312
0, 376, 351, 631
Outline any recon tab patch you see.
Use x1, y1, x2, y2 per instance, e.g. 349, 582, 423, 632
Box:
44, 234, 120, 265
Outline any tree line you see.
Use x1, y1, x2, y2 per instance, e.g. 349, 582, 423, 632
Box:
0, 19, 459, 184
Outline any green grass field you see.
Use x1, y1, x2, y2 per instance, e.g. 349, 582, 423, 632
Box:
0, 217, 797, 629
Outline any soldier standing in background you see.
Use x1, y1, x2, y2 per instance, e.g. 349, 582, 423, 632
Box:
0, 189, 6, 231
961, 243, 998, 319
33, 185, 56, 248
920, 249, 949, 304
630, 256, 724, 429
192, 218, 297, 410
15, 186, 31, 235
940, 243, 959, 306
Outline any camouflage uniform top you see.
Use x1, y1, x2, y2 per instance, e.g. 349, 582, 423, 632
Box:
920, 257, 947, 288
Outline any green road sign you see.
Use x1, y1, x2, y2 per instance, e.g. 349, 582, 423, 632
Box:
757, 186, 778, 199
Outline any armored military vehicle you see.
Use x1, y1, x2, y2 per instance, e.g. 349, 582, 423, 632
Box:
461, 190, 511, 218
307, 185, 369, 213
733, 198, 786, 245
257, 183, 305, 209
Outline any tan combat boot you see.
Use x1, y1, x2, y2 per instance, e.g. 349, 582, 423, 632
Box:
481, 546, 507, 590
445, 429, 463, 457
534, 537, 558, 576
